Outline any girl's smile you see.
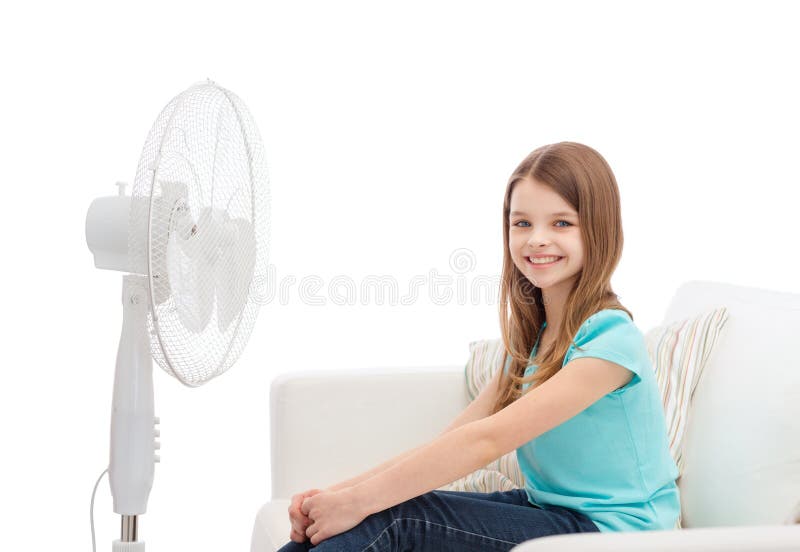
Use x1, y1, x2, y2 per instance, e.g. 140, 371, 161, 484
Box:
526, 255, 565, 268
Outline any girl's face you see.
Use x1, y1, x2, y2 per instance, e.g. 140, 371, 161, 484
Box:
508, 178, 584, 291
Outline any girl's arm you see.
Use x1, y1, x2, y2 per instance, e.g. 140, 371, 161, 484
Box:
349, 421, 493, 516
324, 443, 429, 492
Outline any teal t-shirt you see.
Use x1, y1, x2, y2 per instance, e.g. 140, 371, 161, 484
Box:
503, 308, 681, 532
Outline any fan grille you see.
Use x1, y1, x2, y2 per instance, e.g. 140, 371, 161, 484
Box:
129, 80, 270, 386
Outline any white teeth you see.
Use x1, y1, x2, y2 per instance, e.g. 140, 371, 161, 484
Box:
529, 256, 561, 264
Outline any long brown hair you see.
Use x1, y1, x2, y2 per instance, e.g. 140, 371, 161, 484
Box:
490, 142, 632, 415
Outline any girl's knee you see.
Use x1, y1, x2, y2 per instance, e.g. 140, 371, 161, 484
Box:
390, 490, 441, 519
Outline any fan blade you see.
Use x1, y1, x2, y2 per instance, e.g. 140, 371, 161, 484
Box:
215, 218, 257, 333
166, 215, 214, 333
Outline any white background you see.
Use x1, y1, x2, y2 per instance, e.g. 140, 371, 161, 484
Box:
2, 1, 798, 550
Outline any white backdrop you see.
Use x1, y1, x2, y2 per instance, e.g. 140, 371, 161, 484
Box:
1, 1, 798, 550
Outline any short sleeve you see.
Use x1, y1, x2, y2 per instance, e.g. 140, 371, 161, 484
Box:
567, 309, 644, 392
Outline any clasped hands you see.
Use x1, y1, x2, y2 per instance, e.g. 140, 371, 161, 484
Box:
288, 487, 369, 546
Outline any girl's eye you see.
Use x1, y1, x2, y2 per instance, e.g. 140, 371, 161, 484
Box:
512, 220, 572, 228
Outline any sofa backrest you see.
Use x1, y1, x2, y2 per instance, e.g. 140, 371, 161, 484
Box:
269, 366, 468, 500
661, 280, 800, 528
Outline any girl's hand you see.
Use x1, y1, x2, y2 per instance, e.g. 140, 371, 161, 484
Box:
301, 487, 368, 546
288, 488, 323, 543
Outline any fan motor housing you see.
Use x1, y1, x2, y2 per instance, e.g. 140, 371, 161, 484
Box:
86, 193, 147, 274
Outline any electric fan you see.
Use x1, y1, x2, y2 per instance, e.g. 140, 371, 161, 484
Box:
85, 79, 270, 551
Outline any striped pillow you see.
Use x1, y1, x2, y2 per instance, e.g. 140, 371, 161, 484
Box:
644, 306, 729, 475
438, 338, 524, 492
644, 306, 729, 530
441, 307, 729, 533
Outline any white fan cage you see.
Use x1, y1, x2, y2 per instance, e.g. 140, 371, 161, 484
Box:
128, 80, 270, 386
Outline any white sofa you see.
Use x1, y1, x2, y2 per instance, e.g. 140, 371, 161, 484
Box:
252, 280, 800, 551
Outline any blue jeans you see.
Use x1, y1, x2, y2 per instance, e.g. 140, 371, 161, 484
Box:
276, 488, 599, 551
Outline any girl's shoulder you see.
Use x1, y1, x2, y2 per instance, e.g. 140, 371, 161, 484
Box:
583, 308, 632, 327
571, 308, 645, 358
573, 308, 641, 348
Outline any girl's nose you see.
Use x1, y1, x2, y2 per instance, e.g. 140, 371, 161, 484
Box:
527, 232, 551, 247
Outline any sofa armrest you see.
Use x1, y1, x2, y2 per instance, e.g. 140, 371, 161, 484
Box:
269, 365, 468, 500
251, 499, 291, 552
511, 524, 800, 551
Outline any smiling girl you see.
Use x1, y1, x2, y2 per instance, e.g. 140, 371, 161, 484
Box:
278, 142, 680, 551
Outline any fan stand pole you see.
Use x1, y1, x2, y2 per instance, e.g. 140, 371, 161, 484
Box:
109, 275, 156, 552
121, 515, 139, 541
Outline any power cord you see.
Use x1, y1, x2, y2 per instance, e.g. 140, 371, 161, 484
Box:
90, 467, 108, 552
